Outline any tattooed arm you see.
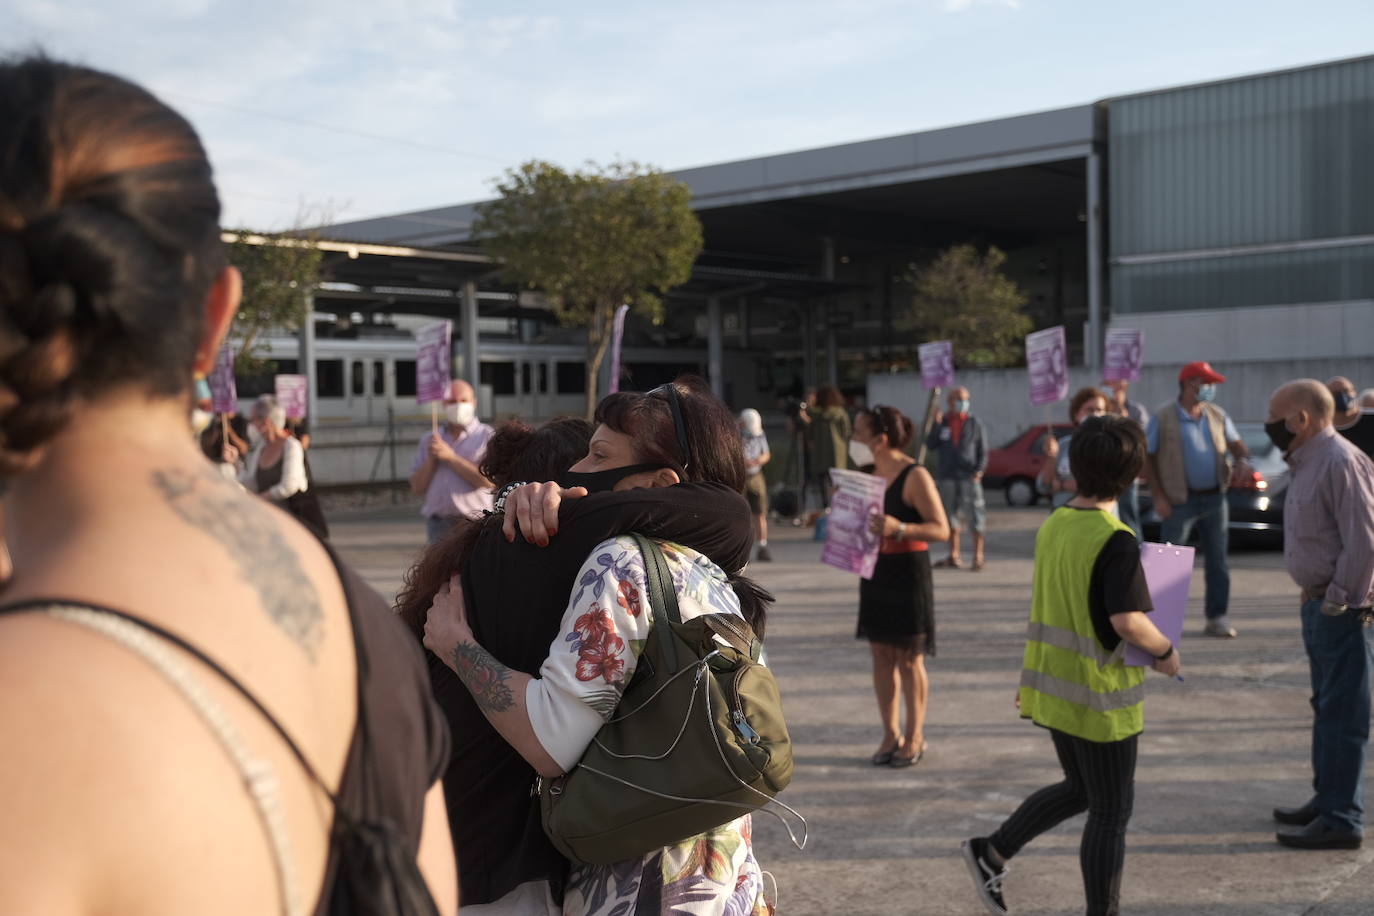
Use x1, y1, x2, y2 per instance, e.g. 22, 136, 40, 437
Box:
424, 537, 654, 777
423, 574, 562, 777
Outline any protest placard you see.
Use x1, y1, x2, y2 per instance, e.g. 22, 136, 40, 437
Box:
415, 320, 452, 406
821, 468, 889, 580
1103, 328, 1144, 382
274, 374, 308, 420
1026, 325, 1068, 406
918, 340, 955, 390
209, 344, 237, 414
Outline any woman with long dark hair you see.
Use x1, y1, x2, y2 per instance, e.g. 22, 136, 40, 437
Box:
421, 377, 774, 915
850, 406, 949, 767
0, 57, 454, 914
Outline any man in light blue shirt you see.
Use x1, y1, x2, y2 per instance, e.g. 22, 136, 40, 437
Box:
1143, 362, 1252, 637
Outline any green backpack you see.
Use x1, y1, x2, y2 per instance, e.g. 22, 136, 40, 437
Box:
538, 534, 805, 865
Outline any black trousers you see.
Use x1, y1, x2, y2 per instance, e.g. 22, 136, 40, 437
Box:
989, 728, 1139, 916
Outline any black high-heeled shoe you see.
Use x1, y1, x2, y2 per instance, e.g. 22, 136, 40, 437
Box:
871, 743, 900, 766
890, 743, 927, 768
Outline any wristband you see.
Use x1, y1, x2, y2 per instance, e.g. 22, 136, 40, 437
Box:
1152, 644, 1174, 661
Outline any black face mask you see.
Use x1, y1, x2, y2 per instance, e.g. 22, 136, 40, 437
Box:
557, 463, 664, 494
1265, 418, 1296, 453
1335, 392, 1354, 413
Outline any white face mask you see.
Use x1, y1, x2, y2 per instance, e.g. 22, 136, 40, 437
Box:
246, 424, 263, 447
190, 409, 212, 436
849, 439, 875, 468
445, 401, 476, 427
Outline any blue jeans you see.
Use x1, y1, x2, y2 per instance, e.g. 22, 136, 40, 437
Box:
1117, 481, 1142, 540
1160, 490, 1228, 620
1301, 598, 1374, 834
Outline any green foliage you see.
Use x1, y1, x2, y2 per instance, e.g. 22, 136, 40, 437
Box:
225, 229, 325, 374
903, 244, 1032, 368
474, 160, 703, 415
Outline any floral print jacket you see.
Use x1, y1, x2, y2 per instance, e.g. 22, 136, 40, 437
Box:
526, 536, 770, 916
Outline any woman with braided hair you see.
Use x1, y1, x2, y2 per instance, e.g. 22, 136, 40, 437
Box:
0, 58, 456, 915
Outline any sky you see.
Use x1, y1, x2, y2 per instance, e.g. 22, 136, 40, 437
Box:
9, 0, 1374, 232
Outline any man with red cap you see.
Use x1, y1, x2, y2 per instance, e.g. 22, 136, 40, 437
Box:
1143, 362, 1254, 637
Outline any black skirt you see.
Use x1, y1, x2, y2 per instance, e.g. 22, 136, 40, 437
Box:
857, 549, 935, 654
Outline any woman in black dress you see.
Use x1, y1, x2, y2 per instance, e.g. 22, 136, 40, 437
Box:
852, 406, 949, 767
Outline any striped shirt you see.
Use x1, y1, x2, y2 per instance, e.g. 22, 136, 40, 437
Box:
1283, 426, 1374, 608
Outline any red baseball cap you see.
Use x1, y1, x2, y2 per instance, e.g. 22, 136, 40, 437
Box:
1179, 361, 1226, 384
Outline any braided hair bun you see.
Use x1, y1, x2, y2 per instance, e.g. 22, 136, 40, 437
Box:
0, 57, 224, 474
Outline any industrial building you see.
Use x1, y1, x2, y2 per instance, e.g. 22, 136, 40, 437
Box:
310, 54, 1372, 479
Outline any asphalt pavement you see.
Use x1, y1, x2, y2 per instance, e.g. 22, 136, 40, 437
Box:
331, 502, 1374, 916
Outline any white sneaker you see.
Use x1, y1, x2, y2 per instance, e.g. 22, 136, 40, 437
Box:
1203, 616, 1238, 638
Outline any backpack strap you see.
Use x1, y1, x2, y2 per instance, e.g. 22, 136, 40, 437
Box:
628, 533, 681, 672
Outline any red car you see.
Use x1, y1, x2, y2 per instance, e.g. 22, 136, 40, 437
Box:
983, 424, 1075, 506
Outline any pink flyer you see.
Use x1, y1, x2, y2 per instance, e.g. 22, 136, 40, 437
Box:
821, 468, 889, 580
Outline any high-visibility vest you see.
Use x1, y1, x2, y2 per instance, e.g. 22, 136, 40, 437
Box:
1018, 507, 1146, 743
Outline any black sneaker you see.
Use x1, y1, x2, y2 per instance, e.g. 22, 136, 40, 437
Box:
961, 837, 1008, 914
756, 546, 773, 562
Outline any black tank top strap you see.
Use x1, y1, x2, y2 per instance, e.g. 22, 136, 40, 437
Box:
884, 463, 924, 524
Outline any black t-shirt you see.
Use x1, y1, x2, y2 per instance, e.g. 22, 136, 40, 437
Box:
1083, 522, 1154, 652
1337, 412, 1374, 460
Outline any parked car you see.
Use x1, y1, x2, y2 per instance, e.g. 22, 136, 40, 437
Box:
1139, 422, 1287, 549
984, 424, 1075, 506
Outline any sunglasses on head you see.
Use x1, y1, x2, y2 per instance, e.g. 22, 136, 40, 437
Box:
647, 383, 693, 471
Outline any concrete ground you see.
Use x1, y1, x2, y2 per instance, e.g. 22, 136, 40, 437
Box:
331, 504, 1374, 916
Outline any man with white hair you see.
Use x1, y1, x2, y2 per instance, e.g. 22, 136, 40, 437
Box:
739, 408, 772, 562
409, 379, 494, 543
1266, 380, 1374, 850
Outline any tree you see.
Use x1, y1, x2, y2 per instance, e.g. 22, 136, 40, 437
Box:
224, 229, 325, 374
904, 244, 1032, 368
474, 160, 704, 417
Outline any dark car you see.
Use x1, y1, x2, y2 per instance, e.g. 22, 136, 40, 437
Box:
984, 424, 1075, 507
1139, 423, 1286, 549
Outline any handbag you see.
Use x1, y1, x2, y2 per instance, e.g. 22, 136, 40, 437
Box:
538, 533, 806, 865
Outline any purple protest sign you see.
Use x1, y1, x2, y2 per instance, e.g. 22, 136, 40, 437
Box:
274, 375, 308, 420
918, 340, 955, 390
1124, 542, 1194, 667
1026, 326, 1069, 406
608, 304, 630, 395
209, 344, 237, 413
1102, 328, 1144, 382
415, 320, 452, 405
821, 468, 889, 580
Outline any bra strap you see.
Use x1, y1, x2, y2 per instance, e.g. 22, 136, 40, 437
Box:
39, 605, 305, 916
0, 598, 336, 801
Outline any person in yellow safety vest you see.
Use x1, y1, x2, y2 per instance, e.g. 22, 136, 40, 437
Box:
961, 415, 1182, 916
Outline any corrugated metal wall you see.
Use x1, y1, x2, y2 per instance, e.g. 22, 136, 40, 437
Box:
1108, 57, 1374, 314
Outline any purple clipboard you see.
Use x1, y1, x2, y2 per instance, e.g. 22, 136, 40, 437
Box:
1124, 542, 1195, 667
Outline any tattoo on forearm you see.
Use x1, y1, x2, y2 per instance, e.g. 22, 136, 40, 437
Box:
451, 642, 516, 713
152, 469, 324, 660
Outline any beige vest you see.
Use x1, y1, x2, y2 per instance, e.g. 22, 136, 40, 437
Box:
1153, 401, 1230, 505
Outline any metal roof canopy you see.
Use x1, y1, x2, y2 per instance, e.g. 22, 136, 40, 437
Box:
226, 233, 855, 321
322, 104, 1098, 249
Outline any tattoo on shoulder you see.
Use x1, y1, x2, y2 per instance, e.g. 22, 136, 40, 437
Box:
451, 642, 515, 713
152, 468, 324, 660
